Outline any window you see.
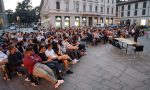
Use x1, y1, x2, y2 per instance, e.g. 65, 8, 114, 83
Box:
100, 18, 103, 23
116, 13, 118, 17
111, 7, 113, 14
56, 1, 60, 10
116, 7, 118, 12
101, 6, 103, 13
122, 6, 124, 11
90, 5, 92, 12
143, 2, 146, 8
127, 11, 130, 16
110, 18, 113, 24
95, 0, 98, 3
73, 1, 75, 10
108, 0, 109, 3
121, 12, 124, 17
112, 0, 114, 4
142, 9, 146, 15
135, 3, 138, 9
83, 4, 86, 12
106, 18, 109, 25
76, 3, 79, 12
141, 19, 146, 25
134, 10, 137, 16
128, 4, 130, 10
66, 2, 69, 12
107, 7, 109, 14
101, 0, 104, 3
95, 6, 98, 12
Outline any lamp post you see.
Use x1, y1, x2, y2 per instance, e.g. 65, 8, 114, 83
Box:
17, 16, 20, 31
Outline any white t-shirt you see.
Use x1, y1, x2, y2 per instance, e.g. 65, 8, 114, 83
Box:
62, 41, 70, 49
45, 49, 57, 58
17, 37, 23, 41
0, 51, 8, 62
37, 35, 44, 41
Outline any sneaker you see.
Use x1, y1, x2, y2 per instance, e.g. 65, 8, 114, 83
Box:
66, 70, 73, 74
57, 76, 64, 80
74, 59, 79, 62
3, 77, 10, 81
71, 60, 77, 65
17, 72, 23, 76
25, 77, 31, 82
54, 80, 64, 88
3, 77, 7, 80
84, 52, 88, 55
31, 83, 38, 87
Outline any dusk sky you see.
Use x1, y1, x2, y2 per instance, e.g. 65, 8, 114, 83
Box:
3, 0, 41, 11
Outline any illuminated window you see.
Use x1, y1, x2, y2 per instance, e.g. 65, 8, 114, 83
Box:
141, 19, 146, 25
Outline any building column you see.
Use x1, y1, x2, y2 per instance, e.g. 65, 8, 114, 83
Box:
50, 15, 55, 28
103, 17, 106, 25
92, 17, 95, 26
70, 16, 74, 27
98, 17, 100, 24
108, 18, 110, 25
80, 16, 82, 27
93, 17, 96, 26
86, 16, 89, 26
131, 19, 134, 25
62, 16, 65, 29
146, 19, 148, 26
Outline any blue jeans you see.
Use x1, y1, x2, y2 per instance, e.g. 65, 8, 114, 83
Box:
45, 61, 62, 74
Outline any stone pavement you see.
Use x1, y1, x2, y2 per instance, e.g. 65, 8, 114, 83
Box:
0, 36, 150, 90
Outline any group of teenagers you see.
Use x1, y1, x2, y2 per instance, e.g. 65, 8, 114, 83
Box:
0, 26, 141, 88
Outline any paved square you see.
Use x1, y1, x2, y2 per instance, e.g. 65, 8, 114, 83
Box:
0, 37, 150, 90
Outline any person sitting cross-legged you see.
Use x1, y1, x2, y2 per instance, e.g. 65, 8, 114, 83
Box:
38, 45, 63, 80
45, 44, 73, 74
62, 37, 81, 61
23, 47, 64, 88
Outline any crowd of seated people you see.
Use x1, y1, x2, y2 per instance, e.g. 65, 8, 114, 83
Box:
0, 26, 143, 88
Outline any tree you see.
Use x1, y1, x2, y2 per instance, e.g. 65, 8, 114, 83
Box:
5, 9, 15, 24
15, 0, 32, 24
31, 6, 40, 23
5, 0, 40, 26
15, 0, 40, 25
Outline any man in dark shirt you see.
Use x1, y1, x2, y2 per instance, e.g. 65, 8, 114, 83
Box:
134, 26, 140, 42
7, 45, 26, 79
38, 45, 63, 80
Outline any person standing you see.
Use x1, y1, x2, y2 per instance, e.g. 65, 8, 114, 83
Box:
134, 26, 140, 42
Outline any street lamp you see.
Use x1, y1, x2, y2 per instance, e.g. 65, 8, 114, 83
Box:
17, 16, 20, 31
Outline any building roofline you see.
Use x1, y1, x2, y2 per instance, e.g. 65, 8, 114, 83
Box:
117, 0, 148, 6
39, 0, 44, 11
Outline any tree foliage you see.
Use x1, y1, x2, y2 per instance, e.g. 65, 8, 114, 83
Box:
5, 9, 15, 24
5, 0, 40, 25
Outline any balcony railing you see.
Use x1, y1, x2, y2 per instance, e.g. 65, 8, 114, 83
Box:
41, 9, 115, 17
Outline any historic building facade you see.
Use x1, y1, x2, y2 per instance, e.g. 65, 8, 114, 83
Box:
115, 0, 150, 26
40, 0, 116, 28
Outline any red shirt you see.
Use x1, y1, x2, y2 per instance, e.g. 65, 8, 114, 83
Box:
23, 54, 42, 74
